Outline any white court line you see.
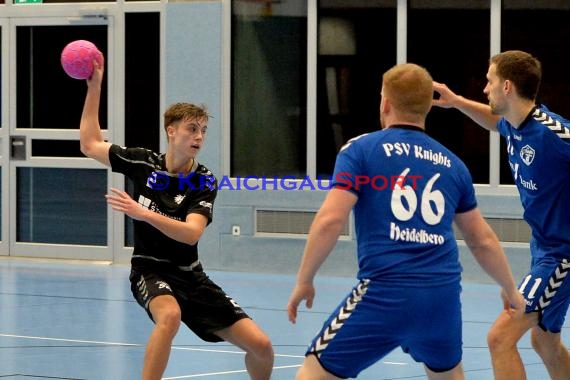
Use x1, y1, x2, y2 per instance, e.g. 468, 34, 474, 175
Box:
0, 333, 409, 376
163, 362, 410, 379
162, 365, 301, 379
0, 333, 140, 347
171, 346, 302, 358
0, 333, 303, 358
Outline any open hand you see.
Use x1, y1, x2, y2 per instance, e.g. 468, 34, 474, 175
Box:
287, 282, 315, 324
105, 188, 147, 221
432, 81, 461, 109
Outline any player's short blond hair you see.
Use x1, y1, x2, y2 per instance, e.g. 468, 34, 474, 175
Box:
382, 63, 433, 121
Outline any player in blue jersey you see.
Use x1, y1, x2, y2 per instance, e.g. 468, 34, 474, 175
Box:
287, 63, 525, 380
79, 60, 273, 380
433, 50, 570, 380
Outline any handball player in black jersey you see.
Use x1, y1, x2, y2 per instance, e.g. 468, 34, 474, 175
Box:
79, 60, 274, 380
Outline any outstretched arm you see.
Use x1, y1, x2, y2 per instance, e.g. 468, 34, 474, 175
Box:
454, 208, 526, 317
79, 60, 112, 166
287, 188, 356, 324
433, 81, 500, 132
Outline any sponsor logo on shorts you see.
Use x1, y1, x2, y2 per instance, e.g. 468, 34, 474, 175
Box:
155, 281, 172, 292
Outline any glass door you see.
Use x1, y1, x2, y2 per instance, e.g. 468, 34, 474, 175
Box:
6, 16, 113, 260
0, 18, 7, 257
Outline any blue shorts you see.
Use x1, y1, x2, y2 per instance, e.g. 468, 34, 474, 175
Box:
520, 257, 570, 333
306, 279, 462, 378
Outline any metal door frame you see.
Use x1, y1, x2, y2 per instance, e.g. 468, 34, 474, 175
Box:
5, 13, 114, 261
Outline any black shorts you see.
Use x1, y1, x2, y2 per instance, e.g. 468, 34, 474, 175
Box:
130, 265, 250, 342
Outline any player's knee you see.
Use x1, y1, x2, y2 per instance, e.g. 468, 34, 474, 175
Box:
487, 325, 520, 354
155, 307, 182, 336
243, 331, 273, 363
252, 333, 274, 361
486, 326, 505, 352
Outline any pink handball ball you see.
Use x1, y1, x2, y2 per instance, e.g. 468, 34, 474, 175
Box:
60, 40, 103, 80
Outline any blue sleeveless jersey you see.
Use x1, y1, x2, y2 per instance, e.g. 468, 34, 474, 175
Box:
496, 105, 570, 261
331, 126, 477, 286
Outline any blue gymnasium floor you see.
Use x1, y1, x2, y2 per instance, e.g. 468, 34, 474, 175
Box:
0, 258, 568, 380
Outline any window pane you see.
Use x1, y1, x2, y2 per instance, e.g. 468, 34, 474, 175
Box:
0, 167, 2, 240
408, 1, 491, 184
501, 2, 570, 184
17, 168, 107, 245
124, 12, 160, 247
31, 140, 83, 157
0, 25, 2, 126
231, 1, 307, 177
125, 12, 160, 151
16, 25, 108, 130
15, 0, 114, 3
317, 1, 397, 178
